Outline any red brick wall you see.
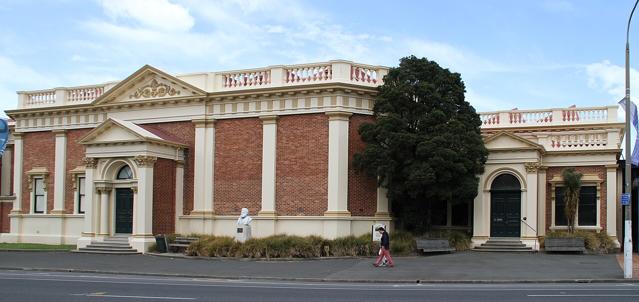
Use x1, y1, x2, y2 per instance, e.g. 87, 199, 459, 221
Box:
142, 122, 195, 215
65, 129, 90, 214
22, 132, 55, 213
348, 115, 377, 216
153, 158, 176, 234
276, 114, 328, 216
214, 118, 262, 215
0, 202, 10, 232
545, 166, 607, 232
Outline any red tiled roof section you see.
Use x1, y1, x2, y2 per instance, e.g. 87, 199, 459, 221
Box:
140, 124, 188, 146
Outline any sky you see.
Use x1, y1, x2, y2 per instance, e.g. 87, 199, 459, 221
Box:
0, 0, 638, 117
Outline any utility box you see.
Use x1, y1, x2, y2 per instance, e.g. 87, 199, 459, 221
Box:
372, 223, 386, 242
235, 225, 252, 243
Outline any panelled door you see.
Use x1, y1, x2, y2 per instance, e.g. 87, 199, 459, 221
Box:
115, 188, 133, 234
490, 191, 521, 237
490, 174, 521, 237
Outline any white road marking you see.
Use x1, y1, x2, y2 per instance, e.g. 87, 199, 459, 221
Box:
71, 293, 195, 300
528, 294, 639, 297
1, 271, 638, 292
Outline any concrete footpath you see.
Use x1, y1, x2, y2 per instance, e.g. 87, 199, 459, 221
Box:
0, 251, 635, 283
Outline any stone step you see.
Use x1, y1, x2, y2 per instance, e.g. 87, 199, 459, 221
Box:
89, 242, 132, 247
81, 245, 137, 251
472, 248, 534, 252
103, 237, 130, 242
482, 241, 524, 245
73, 249, 140, 255
481, 243, 527, 248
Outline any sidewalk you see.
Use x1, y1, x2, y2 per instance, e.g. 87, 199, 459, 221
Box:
0, 251, 632, 283
615, 253, 639, 279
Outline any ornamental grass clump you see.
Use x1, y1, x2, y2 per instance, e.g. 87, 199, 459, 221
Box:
562, 168, 583, 234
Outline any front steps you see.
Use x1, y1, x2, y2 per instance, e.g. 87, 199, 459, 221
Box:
473, 238, 534, 252
74, 235, 140, 255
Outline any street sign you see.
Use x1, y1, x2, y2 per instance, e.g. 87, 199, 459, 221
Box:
621, 193, 630, 206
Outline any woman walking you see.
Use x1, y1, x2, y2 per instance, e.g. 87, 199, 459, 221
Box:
373, 227, 394, 267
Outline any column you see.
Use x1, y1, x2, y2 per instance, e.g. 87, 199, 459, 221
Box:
77, 158, 97, 248
1, 147, 12, 196
51, 130, 66, 214
606, 164, 618, 243
259, 115, 277, 216
131, 155, 156, 252
11, 133, 23, 213
97, 186, 111, 236
324, 111, 351, 216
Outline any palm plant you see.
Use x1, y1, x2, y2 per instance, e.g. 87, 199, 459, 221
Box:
562, 168, 583, 234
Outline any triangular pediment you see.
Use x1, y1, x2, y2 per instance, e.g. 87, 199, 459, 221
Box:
79, 118, 186, 148
484, 131, 545, 152
92, 65, 206, 105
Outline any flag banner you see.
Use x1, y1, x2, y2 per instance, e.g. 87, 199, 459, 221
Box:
619, 98, 639, 165
0, 118, 8, 157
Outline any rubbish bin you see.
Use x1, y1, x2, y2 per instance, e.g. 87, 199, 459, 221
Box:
155, 234, 168, 253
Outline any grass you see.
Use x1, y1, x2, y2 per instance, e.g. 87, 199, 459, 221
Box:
0, 243, 76, 250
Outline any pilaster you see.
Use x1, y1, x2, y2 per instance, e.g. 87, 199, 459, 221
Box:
11, 133, 23, 214
1, 147, 12, 196
51, 130, 67, 214
523, 162, 540, 239
131, 155, 157, 253
606, 164, 619, 244
325, 111, 351, 217
192, 119, 215, 215
77, 157, 97, 248
259, 115, 277, 216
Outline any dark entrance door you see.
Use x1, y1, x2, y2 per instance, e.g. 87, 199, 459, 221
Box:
490, 174, 521, 237
115, 188, 133, 234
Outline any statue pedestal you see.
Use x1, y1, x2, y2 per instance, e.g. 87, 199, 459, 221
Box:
235, 225, 252, 243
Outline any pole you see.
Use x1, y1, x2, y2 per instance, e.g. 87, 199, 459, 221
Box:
624, 0, 638, 280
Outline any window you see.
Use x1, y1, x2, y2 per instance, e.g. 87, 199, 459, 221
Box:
33, 178, 45, 214
78, 177, 85, 214
554, 185, 597, 227
451, 201, 470, 226
117, 165, 133, 180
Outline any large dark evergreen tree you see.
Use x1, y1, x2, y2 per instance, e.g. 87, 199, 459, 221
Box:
354, 56, 487, 232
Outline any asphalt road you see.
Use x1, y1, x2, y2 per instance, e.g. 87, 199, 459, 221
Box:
0, 270, 638, 302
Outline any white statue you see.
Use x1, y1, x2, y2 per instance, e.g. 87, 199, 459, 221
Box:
236, 208, 252, 225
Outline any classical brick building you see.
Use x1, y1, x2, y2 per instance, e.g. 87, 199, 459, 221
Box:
0, 61, 624, 252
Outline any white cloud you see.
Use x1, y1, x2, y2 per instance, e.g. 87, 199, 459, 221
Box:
586, 60, 639, 99
98, 0, 194, 32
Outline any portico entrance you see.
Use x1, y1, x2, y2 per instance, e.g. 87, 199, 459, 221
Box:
490, 174, 521, 237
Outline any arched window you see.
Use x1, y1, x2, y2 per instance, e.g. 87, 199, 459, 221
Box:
116, 165, 133, 180
491, 174, 520, 191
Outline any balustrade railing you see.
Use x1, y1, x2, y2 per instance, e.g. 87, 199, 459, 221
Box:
25, 91, 56, 106
286, 64, 332, 83
480, 106, 617, 128
222, 70, 271, 88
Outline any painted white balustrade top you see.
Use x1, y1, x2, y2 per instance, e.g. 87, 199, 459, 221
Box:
16, 60, 389, 109
479, 106, 619, 128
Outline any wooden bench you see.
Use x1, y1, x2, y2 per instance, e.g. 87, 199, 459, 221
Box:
168, 237, 199, 253
416, 239, 455, 253
544, 238, 586, 253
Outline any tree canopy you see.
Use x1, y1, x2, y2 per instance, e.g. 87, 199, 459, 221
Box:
354, 56, 487, 229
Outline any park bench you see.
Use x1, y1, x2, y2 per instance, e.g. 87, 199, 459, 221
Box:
415, 239, 455, 253
169, 237, 199, 253
544, 238, 586, 253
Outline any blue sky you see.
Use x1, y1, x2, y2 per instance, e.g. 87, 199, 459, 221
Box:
0, 0, 638, 115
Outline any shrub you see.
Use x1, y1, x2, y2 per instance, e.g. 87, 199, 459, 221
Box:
420, 230, 471, 251
174, 231, 420, 258
544, 230, 617, 253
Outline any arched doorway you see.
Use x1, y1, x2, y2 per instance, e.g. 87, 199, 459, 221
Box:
490, 174, 521, 237
115, 165, 134, 234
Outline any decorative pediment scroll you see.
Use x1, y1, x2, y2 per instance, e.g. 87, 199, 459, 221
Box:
129, 79, 181, 99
